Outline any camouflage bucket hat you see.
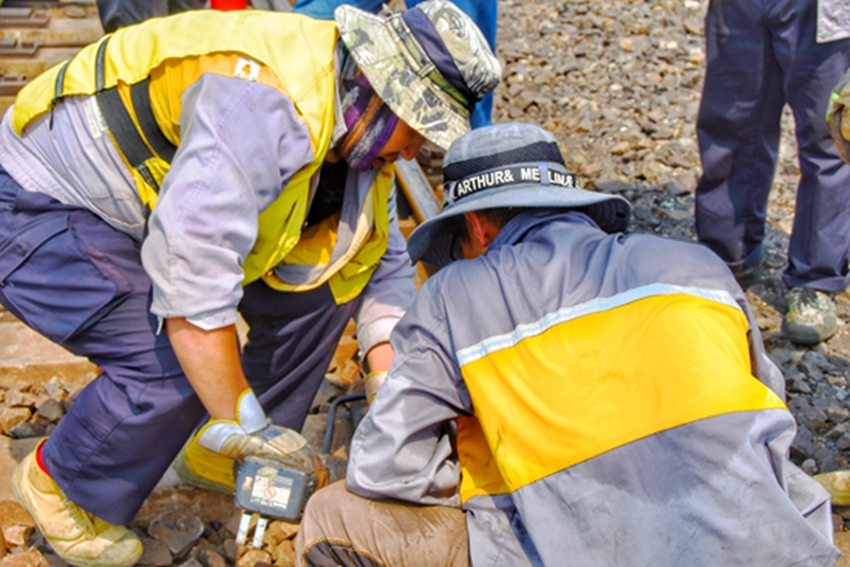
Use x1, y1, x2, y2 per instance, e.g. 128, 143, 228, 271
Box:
334, 0, 501, 150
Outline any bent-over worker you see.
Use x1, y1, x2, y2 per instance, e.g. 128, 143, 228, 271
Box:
297, 122, 839, 567
0, 3, 500, 567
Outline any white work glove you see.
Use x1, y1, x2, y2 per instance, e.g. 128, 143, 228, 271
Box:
827, 67, 850, 163
197, 389, 327, 488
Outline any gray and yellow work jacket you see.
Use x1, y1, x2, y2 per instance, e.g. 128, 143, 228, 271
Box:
347, 210, 839, 566
0, 10, 412, 347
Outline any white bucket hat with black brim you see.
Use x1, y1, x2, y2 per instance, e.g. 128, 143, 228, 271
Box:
408, 123, 633, 267
334, 0, 501, 150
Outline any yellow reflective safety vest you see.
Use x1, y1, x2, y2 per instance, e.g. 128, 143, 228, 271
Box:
12, 10, 391, 303
454, 290, 787, 504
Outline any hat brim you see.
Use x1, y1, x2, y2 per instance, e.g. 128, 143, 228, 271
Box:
334, 5, 471, 150
408, 184, 632, 267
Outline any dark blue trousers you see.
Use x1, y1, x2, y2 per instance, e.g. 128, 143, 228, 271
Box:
695, 0, 850, 292
96, 0, 205, 33
0, 170, 356, 525
240, 280, 358, 429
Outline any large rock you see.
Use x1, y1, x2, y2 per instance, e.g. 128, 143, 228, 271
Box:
137, 538, 173, 567
148, 509, 204, 559
0, 550, 49, 567
0, 410, 31, 436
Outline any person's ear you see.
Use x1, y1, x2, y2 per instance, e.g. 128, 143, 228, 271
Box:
464, 212, 490, 250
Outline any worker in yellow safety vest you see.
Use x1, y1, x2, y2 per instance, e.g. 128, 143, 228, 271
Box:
0, 3, 500, 567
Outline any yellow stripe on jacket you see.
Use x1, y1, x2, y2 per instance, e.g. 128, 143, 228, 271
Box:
457, 292, 786, 503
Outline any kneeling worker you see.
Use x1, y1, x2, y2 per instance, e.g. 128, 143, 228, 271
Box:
0, 3, 500, 567
296, 122, 840, 566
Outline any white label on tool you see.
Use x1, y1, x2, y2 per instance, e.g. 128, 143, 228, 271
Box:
234, 57, 261, 82
83, 96, 108, 139
252, 475, 292, 507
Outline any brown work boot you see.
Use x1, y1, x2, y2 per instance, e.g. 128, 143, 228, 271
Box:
12, 443, 142, 567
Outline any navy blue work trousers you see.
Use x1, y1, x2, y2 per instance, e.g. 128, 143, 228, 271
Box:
695, 0, 850, 291
96, 0, 205, 33
0, 170, 357, 525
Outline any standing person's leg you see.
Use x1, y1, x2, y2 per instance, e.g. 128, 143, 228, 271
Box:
771, 0, 850, 344
694, 0, 785, 273
295, 482, 470, 567
449, 0, 497, 129
779, 2, 850, 292
169, 0, 207, 12
290, 0, 383, 20
96, 0, 169, 32
0, 173, 205, 565
239, 282, 360, 431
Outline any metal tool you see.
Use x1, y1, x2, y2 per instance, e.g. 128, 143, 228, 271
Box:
394, 157, 442, 223
231, 393, 368, 548
232, 454, 318, 547
321, 392, 367, 455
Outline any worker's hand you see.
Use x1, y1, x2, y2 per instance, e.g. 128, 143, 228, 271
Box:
218, 424, 329, 490
218, 424, 313, 466
827, 67, 850, 163
196, 389, 328, 488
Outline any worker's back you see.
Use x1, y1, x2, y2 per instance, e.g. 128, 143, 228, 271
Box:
395, 209, 838, 566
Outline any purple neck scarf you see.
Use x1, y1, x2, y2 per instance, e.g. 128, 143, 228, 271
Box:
336, 56, 399, 172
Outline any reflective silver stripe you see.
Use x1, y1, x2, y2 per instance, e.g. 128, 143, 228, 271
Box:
94, 36, 111, 92
52, 60, 71, 105
456, 284, 743, 367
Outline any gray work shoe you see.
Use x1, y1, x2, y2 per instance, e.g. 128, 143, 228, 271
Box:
783, 287, 838, 345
